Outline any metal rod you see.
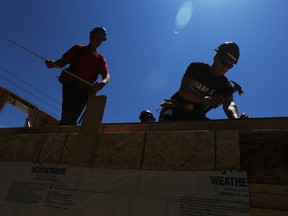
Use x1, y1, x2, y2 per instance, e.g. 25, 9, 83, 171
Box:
9, 40, 93, 87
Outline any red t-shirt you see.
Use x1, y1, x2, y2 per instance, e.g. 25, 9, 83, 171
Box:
62, 44, 108, 83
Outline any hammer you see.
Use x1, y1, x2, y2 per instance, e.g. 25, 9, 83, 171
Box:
202, 80, 244, 114
230, 80, 244, 96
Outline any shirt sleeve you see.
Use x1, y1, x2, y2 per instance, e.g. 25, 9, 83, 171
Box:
62, 44, 82, 64
184, 62, 207, 79
98, 55, 109, 77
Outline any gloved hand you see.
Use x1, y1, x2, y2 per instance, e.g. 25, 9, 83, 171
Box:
239, 113, 252, 119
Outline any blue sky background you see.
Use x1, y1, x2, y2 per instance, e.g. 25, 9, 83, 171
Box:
0, 0, 287, 127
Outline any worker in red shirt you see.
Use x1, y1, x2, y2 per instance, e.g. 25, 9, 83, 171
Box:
45, 27, 110, 125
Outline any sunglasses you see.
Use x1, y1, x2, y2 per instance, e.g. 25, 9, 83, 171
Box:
219, 58, 233, 69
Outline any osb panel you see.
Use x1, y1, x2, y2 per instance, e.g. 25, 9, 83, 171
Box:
0, 136, 6, 145
37, 134, 67, 163
61, 132, 98, 167
142, 131, 215, 171
60, 133, 80, 165
0, 134, 45, 162
216, 130, 240, 170
240, 132, 288, 185
93, 132, 145, 169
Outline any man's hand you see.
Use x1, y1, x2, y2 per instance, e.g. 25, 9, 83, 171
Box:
239, 113, 252, 119
45, 59, 56, 68
90, 81, 106, 95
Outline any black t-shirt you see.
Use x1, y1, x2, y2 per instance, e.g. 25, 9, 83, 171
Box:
172, 62, 233, 114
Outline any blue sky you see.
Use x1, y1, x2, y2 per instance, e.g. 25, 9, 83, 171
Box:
0, 0, 287, 127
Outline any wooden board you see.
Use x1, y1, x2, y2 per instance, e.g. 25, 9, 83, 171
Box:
249, 183, 288, 211
1, 117, 288, 136
64, 95, 106, 167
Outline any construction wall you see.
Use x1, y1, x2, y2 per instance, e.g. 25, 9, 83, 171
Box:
0, 96, 288, 215
0, 130, 240, 170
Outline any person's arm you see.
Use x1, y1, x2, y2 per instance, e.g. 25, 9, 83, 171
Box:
223, 97, 239, 119
45, 45, 82, 69
223, 93, 253, 119
45, 58, 68, 69
179, 76, 205, 103
179, 76, 225, 108
100, 73, 110, 85
90, 72, 110, 94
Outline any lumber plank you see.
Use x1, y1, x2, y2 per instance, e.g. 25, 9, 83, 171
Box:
249, 184, 288, 210
0, 117, 287, 135
62, 95, 106, 167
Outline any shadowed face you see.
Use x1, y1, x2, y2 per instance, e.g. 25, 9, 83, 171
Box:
211, 55, 233, 77
89, 33, 104, 48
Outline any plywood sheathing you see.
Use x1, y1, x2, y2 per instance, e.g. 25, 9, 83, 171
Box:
93, 132, 146, 169
0, 134, 45, 162
0, 130, 240, 171
91, 130, 240, 171
216, 130, 240, 170
37, 133, 68, 163
142, 130, 240, 171
142, 131, 215, 171
240, 131, 288, 185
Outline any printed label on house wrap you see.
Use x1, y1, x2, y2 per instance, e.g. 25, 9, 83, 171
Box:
0, 162, 249, 216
